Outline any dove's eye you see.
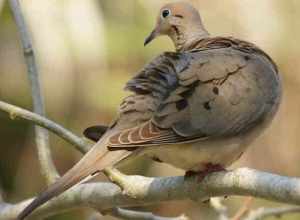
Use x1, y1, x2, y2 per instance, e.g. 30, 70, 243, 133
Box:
162, 9, 171, 18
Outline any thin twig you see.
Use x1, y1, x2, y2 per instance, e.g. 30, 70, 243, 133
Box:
0, 0, 4, 14
110, 208, 189, 220
8, 0, 58, 183
244, 206, 300, 220
210, 197, 229, 220
231, 197, 253, 220
0, 186, 3, 203
0, 101, 90, 153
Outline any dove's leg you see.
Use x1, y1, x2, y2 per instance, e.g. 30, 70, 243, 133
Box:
184, 163, 226, 182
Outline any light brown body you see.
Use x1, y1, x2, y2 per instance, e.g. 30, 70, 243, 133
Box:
18, 2, 282, 219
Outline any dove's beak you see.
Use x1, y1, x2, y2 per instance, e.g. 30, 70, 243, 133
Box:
144, 28, 159, 46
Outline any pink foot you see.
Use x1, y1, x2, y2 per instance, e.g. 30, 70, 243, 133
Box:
185, 163, 226, 182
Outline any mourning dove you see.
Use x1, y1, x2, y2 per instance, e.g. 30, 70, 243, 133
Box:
18, 2, 282, 219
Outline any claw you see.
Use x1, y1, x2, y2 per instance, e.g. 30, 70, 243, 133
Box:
184, 163, 226, 182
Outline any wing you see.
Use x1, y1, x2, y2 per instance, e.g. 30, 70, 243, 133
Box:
165, 37, 280, 137
108, 37, 281, 148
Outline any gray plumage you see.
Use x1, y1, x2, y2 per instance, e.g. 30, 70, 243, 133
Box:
18, 2, 282, 220
111, 37, 280, 146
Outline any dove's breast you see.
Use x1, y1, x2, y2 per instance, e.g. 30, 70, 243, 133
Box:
143, 136, 243, 171
144, 105, 277, 172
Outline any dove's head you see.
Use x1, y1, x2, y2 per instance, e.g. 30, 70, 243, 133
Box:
144, 1, 209, 51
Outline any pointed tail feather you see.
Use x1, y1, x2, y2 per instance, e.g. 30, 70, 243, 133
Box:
18, 135, 131, 220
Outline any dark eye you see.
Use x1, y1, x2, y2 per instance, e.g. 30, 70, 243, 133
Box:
162, 9, 171, 18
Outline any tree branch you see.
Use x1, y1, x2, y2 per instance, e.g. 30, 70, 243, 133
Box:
8, 0, 58, 183
0, 0, 4, 15
0, 186, 3, 203
0, 101, 90, 153
244, 206, 300, 220
1, 168, 300, 219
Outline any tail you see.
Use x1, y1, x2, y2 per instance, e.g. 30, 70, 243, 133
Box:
18, 133, 131, 220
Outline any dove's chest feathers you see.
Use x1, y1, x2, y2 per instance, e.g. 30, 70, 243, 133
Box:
143, 136, 246, 171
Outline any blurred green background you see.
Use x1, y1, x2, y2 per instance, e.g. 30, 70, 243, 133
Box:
1, 0, 300, 219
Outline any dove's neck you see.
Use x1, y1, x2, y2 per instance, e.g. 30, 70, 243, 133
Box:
170, 24, 210, 52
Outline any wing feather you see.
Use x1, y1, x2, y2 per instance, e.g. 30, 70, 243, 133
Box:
107, 37, 280, 150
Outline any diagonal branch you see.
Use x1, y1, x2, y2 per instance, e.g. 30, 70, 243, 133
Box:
0, 101, 91, 153
8, 0, 58, 183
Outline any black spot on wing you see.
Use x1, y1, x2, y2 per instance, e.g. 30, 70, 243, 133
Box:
244, 55, 250, 61
213, 87, 219, 95
203, 101, 211, 110
176, 99, 188, 111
